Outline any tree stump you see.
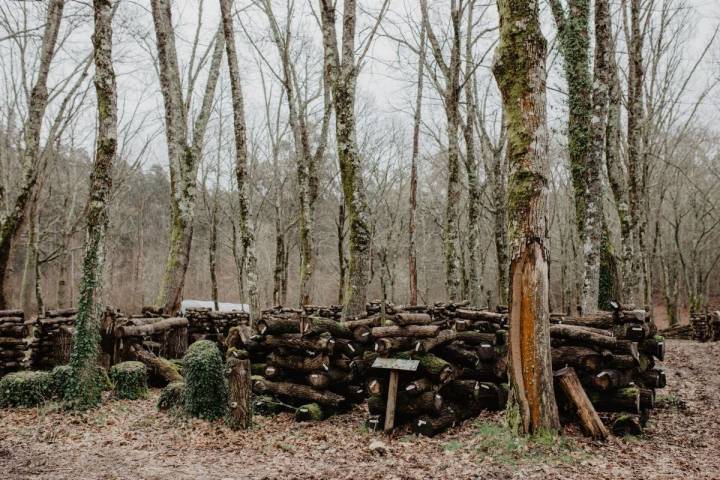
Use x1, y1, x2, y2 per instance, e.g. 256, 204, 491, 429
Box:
227, 357, 252, 430
554, 367, 609, 440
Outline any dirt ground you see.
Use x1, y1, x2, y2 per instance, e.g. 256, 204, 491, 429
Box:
1, 339, 719, 480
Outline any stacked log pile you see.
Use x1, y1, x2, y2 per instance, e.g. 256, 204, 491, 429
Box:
550, 308, 665, 435
29, 308, 78, 369
241, 306, 366, 420
185, 307, 250, 344
659, 323, 692, 340
363, 305, 509, 437
112, 316, 188, 362
0, 310, 28, 375
689, 312, 719, 342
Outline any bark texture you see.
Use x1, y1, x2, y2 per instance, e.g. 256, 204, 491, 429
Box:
493, 0, 560, 434
65, 0, 117, 409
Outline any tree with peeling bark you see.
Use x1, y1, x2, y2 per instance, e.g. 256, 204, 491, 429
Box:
150, 0, 225, 315
493, 0, 560, 434
0, 0, 65, 308
64, 0, 117, 409
220, 0, 259, 320
318, 0, 389, 317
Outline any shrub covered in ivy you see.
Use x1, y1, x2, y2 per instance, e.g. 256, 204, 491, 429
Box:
182, 340, 227, 420
157, 381, 186, 411
0, 371, 54, 407
109, 361, 148, 400
50, 365, 73, 398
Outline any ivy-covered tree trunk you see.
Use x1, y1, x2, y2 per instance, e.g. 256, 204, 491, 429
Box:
550, 0, 605, 314
151, 0, 224, 315
408, 23, 426, 306
65, 0, 117, 409
493, 0, 560, 434
0, 0, 65, 308
220, 0, 259, 320
319, 0, 374, 317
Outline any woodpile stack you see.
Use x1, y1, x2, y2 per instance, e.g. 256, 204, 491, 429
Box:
29, 308, 78, 369
112, 316, 188, 363
0, 309, 28, 375
363, 304, 509, 437
550, 308, 665, 435
185, 307, 250, 344
689, 311, 720, 342
659, 323, 692, 339
240, 306, 366, 420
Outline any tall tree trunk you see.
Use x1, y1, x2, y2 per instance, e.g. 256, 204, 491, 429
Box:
66, 0, 117, 409
220, 0, 258, 320
209, 193, 219, 311
493, 0, 560, 434
337, 202, 347, 305
152, 0, 224, 314
319, 0, 374, 317
0, 0, 65, 308
408, 22, 426, 307
463, 2, 481, 306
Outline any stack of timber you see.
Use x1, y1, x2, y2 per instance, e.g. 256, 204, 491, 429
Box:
550, 308, 666, 435
237, 306, 366, 421
362, 304, 509, 436
185, 307, 250, 344
112, 316, 188, 363
0, 310, 28, 375
689, 312, 718, 342
29, 308, 78, 369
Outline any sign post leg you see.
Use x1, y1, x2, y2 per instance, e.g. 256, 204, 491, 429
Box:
384, 370, 399, 432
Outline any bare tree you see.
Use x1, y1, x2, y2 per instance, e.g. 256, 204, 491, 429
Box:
66, 0, 117, 409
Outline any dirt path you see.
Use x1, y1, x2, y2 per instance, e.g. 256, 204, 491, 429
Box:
1, 339, 718, 480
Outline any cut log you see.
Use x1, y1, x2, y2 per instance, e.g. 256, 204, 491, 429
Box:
550, 324, 617, 350
371, 325, 439, 338
295, 403, 325, 422
415, 330, 457, 353
554, 367, 609, 440
590, 386, 641, 414
454, 331, 496, 345
266, 352, 329, 372
374, 337, 415, 355
640, 368, 666, 389
404, 377, 434, 396
253, 379, 345, 407
590, 369, 633, 391
227, 357, 252, 429
437, 343, 479, 368
412, 406, 458, 437
257, 316, 301, 335
130, 346, 183, 384
304, 317, 352, 338
263, 334, 335, 354
552, 346, 604, 372
393, 313, 433, 325
115, 317, 188, 337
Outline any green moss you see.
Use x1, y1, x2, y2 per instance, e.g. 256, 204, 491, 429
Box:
0, 371, 53, 407
252, 395, 286, 416
295, 402, 324, 422
50, 365, 73, 398
109, 361, 148, 400
182, 340, 227, 420
157, 381, 186, 411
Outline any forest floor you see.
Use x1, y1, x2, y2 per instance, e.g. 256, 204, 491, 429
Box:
1, 339, 719, 480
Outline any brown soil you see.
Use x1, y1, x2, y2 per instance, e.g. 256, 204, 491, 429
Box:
1, 339, 718, 480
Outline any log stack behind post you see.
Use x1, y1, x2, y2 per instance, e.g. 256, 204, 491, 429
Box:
0, 309, 28, 375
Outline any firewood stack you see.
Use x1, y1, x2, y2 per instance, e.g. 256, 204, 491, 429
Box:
659, 323, 692, 339
0, 309, 28, 376
690, 312, 715, 342
112, 316, 189, 363
29, 308, 78, 369
184, 307, 250, 344
549, 308, 666, 435
362, 304, 509, 436
241, 306, 366, 420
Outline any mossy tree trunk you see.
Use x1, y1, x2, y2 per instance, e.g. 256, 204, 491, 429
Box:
220, 0, 258, 320
408, 23, 426, 306
0, 0, 65, 308
421, 0, 462, 301
65, 0, 117, 409
550, 0, 606, 314
319, 0, 387, 317
151, 0, 224, 315
493, 0, 560, 434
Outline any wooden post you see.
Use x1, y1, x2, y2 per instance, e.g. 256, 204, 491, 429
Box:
384, 370, 399, 432
227, 357, 252, 430
554, 366, 609, 440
